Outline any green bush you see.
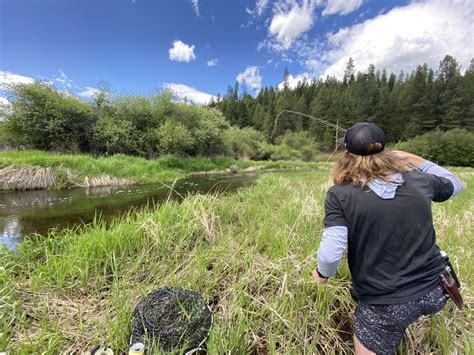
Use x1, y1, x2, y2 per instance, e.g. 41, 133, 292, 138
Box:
394, 128, 474, 166
271, 131, 318, 161
187, 106, 230, 156
91, 115, 143, 156
157, 120, 194, 156
3, 84, 234, 158
0, 122, 16, 148
224, 127, 270, 160
4, 83, 93, 152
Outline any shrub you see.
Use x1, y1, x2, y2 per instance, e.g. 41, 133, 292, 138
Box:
394, 128, 474, 166
157, 120, 194, 156
4, 83, 93, 152
224, 127, 270, 160
90, 115, 143, 156
271, 131, 318, 161
0, 122, 17, 148
187, 106, 230, 156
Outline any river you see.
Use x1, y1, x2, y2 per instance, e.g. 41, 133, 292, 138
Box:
0, 173, 259, 251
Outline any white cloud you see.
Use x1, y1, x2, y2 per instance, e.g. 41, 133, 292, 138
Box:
207, 59, 218, 67
321, 0, 474, 78
79, 87, 100, 98
321, 0, 363, 16
0, 97, 10, 106
169, 40, 196, 62
190, 0, 199, 16
0, 71, 34, 89
54, 70, 73, 89
277, 73, 312, 90
268, 0, 316, 50
236, 66, 262, 93
164, 83, 217, 105
247, 0, 270, 16
0, 97, 11, 118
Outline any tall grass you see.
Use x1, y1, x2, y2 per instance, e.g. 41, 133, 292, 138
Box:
1, 170, 472, 353
0, 150, 321, 190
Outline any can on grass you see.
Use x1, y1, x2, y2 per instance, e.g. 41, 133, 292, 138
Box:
129, 342, 145, 355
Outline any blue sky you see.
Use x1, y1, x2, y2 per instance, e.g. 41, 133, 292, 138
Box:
0, 0, 473, 104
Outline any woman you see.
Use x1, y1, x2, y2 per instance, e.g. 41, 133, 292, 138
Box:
311, 123, 464, 354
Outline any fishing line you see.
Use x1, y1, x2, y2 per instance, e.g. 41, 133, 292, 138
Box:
271, 110, 347, 164
270, 110, 347, 140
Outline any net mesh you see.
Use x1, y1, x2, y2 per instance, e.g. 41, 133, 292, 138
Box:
131, 287, 212, 352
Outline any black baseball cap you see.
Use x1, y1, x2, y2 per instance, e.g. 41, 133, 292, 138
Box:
337, 123, 386, 156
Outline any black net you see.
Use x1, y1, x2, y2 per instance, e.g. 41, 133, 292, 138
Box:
131, 287, 213, 352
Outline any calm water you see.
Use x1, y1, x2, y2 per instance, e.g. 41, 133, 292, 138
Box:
0, 174, 259, 251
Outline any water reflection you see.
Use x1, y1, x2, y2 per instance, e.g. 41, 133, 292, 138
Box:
0, 174, 259, 250
0, 215, 22, 252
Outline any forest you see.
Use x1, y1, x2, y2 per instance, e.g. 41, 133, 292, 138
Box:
211, 55, 474, 149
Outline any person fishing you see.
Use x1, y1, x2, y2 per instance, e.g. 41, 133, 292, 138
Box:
311, 123, 464, 354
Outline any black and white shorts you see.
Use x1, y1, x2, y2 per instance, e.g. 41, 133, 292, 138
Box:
355, 286, 447, 354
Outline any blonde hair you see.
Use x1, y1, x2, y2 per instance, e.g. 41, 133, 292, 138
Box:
333, 150, 412, 188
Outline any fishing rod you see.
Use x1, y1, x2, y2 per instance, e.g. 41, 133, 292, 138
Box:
271, 110, 347, 151
271, 110, 347, 139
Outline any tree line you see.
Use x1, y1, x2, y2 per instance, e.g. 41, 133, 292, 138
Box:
210, 55, 474, 151
0, 54, 473, 165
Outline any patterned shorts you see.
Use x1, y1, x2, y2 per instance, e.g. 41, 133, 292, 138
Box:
354, 286, 447, 354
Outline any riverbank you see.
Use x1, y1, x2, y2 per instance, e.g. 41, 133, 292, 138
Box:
1, 169, 472, 353
0, 150, 324, 191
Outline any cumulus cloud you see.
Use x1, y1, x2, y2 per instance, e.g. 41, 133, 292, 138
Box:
79, 87, 101, 98
164, 83, 217, 105
207, 59, 218, 67
190, 0, 199, 16
268, 0, 316, 50
236, 66, 262, 94
321, 0, 363, 16
169, 40, 196, 62
0, 71, 34, 89
321, 0, 474, 78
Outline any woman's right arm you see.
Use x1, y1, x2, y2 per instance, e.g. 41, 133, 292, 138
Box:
393, 150, 464, 198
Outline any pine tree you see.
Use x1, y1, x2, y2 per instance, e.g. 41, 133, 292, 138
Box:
343, 57, 355, 85
283, 67, 290, 90
437, 55, 465, 130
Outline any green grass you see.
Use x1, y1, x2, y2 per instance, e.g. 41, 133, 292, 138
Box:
0, 150, 323, 190
1, 169, 472, 353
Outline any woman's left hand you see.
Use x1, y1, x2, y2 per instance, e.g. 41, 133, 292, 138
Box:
312, 268, 328, 284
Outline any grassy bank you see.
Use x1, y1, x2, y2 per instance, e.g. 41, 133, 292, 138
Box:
0, 150, 322, 191
1, 168, 472, 353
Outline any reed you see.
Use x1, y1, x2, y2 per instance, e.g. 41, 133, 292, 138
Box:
0, 166, 56, 190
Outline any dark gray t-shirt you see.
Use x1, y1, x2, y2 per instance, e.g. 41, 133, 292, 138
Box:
324, 169, 454, 304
